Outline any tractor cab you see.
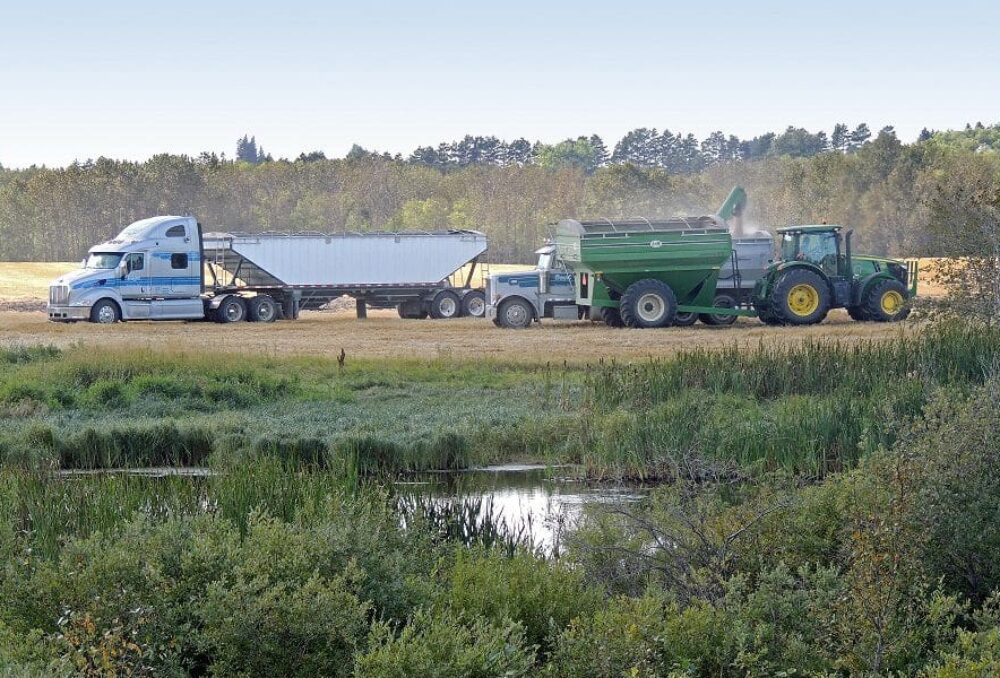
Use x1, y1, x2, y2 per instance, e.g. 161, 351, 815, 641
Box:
777, 225, 849, 278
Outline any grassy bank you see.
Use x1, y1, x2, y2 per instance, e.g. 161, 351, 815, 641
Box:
1, 322, 998, 478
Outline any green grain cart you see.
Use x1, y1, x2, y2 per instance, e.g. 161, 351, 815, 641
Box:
554, 216, 736, 327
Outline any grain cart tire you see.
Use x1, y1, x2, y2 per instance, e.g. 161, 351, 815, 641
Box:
497, 298, 534, 329
672, 311, 698, 326
460, 290, 487, 318
620, 279, 677, 328
397, 300, 428, 319
864, 278, 910, 322
601, 307, 625, 328
90, 299, 121, 324
429, 290, 461, 319
847, 305, 871, 322
247, 295, 278, 323
772, 269, 830, 325
217, 296, 247, 323
699, 294, 738, 326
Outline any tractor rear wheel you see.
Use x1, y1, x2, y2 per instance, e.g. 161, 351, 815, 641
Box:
699, 294, 738, 326
601, 307, 625, 328
619, 279, 677, 329
864, 278, 910, 322
772, 269, 830, 325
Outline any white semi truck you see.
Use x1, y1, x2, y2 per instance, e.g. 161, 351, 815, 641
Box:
47, 216, 488, 323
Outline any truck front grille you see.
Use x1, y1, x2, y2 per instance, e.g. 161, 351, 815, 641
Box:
49, 285, 69, 305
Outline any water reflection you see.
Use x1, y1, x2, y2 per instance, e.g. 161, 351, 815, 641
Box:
399, 464, 649, 553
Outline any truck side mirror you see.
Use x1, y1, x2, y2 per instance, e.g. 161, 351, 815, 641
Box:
119, 261, 129, 279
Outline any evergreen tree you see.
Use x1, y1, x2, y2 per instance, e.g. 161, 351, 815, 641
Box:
831, 123, 849, 153
848, 123, 872, 152
236, 135, 260, 163
588, 134, 609, 167
918, 128, 933, 142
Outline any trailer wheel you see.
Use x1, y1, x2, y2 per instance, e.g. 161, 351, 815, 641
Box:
248, 295, 278, 322
672, 311, 698, 326
620, 279, 677, 328
699, 294, 739, 326
89, 299, 121, 324
864, 278, 910, 322
461, 290, 487, 318
772, 269, 830, 325
429, 290, 461, 319
217, 296, 247, 323
397, 300, 429, 319
497, 298, 533, 329
601, 307, 625, 328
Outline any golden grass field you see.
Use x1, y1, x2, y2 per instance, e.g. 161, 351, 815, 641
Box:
0, 260, 939, 363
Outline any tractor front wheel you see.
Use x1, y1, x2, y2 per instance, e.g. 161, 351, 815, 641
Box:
620, 279, 677, 329
864, 279, 910, 322
772, 270, 830, 325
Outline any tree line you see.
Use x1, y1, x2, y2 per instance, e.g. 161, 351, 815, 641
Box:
0, 123, 998, 263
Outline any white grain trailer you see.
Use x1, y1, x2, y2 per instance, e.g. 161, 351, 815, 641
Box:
47, 215, 488, 324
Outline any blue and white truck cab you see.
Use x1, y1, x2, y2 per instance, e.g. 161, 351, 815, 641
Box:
48, 216, 207, 323
485, 245, 578, 328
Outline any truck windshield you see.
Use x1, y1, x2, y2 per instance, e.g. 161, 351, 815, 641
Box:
84, 253, 123, 269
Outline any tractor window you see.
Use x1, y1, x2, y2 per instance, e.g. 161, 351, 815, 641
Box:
784, 232, 839, 274
165, 224, 186, 238
171, 253, 189, 270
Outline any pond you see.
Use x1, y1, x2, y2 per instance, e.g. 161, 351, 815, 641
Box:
398, 463, 651, 553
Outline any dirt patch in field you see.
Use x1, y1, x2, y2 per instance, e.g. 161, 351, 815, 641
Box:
0, 309, 920, 364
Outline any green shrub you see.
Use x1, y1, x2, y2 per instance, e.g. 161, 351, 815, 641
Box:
441, 548, 601, 652
356, 610, 535, 678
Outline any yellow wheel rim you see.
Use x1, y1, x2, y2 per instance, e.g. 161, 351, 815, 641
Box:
881, 290, 904, 315
787, 284, 820, 317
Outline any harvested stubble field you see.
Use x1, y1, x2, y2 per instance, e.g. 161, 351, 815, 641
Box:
0, 309, 919, 363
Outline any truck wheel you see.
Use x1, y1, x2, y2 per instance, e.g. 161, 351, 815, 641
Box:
772, 270, 830, 325
700, 294, 738, 326
217, 296, 247, 323
497, 298, 533, 329
461, 290, 486, 318
864, 279, 910, 322
601, 307, 625, 328
429, 290, 461, 319
620, 279, 676, 328
673, 311, 698, 326
90, 299, 120, 324
248, 295, 278, 322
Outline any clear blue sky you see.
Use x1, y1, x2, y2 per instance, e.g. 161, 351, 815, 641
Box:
2, 0, 998, 168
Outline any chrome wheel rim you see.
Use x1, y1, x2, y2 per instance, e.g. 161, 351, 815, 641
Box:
257, 301, 274, 321
467, 297, 485, 317
96, 305, 116, 324
224, 302, 243, 322
505, 304, 528, 326
439, 297, 457, 317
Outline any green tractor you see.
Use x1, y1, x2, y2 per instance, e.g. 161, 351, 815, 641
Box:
753, 225, 917, 325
